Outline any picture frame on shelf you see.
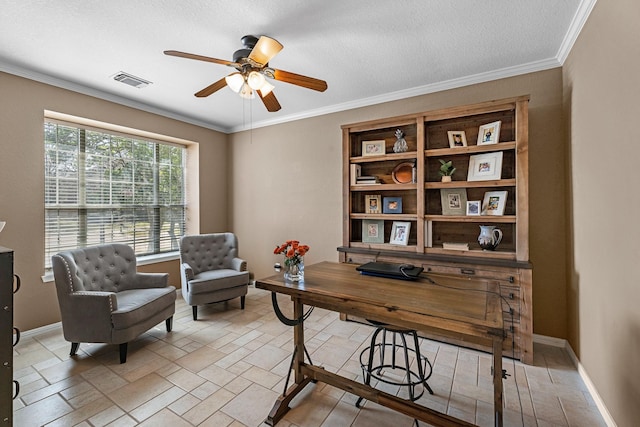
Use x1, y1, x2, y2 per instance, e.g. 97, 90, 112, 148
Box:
382, 196, 403, 214
477, 121, 501, 145
467, 151, 503, 181
364, 194, 382, 214
466, 200, 481, 216
362, 140, 385, 156
482, 190, 508, 216
447, 131, 467, 148
440, 188, 468, 216
389, 221, 411, 245
362, 219, 385, 243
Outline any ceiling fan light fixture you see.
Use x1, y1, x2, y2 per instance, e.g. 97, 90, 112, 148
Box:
225, 73, 244, 93
259, 80, 275, 96
248, 36, 284, 66
239, 82, 254, 99
247, 71, 266, 90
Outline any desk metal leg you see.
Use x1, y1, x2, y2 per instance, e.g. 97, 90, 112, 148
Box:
265, 297, 314, 426
493, 336, 504, 427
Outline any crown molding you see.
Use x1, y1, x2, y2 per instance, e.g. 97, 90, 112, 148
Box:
0, 62, 229, 133
231, 57, 561, 133
3, 54, 562, 135
556, 0, 598, 64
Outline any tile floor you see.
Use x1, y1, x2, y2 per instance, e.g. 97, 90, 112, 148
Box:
12, 286, 606, 426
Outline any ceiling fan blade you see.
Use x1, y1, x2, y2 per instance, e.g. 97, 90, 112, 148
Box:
194, 77, 228, 97
272, 69, 328, 92
248, 36, 283, 66
257, 89, 282, 112
164, 50, 239, 67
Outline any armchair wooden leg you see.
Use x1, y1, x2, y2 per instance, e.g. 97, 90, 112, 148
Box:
166, 316, 173, 332
241, 295, 246, 310
70, 342, 80, 356
119, 343, 128, 364
192, 306, 198, 321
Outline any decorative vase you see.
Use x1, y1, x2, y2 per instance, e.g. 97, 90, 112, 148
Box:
478, 225, 503, 250
393, 129, 408, 153
284, 257, 304, 282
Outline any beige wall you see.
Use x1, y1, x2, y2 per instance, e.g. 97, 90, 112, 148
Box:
230, 68, 568, 338
564, 0, 640, 425
0, 72, 228, 331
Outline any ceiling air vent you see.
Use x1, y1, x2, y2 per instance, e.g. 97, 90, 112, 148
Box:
112, 72, 151, 88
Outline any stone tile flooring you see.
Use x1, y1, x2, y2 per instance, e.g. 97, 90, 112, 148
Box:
12, 286, 606, 426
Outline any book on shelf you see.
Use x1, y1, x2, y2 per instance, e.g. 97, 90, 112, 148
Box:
350, 164, 362, 186
424, 220, 433, 248
442, 242, 469, 251
355, 175, 381, 185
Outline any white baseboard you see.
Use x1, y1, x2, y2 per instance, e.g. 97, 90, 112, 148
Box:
19, 321, 62, 338
533, 334, 617, 427
532, 333, 566, 347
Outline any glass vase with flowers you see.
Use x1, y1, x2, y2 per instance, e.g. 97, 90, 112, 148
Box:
274, 240, 310, 282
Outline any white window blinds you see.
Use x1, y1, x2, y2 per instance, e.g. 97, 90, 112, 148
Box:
44, 119, 186, 269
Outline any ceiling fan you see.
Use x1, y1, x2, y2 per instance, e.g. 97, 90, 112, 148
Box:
164, 35, 328, 112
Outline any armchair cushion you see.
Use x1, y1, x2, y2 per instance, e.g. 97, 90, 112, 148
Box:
111, 287, 177, 330
188, 269, 249, 295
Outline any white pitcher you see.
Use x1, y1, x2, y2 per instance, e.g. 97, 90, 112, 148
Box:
478, 225, 502, 250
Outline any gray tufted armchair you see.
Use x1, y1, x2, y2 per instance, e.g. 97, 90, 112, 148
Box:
179, 233, 249, 320
52, 243, 176, 363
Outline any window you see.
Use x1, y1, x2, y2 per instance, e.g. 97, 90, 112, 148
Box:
44, 119, 186, 270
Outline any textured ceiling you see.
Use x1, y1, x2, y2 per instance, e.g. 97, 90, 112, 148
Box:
0, 1, 593, 133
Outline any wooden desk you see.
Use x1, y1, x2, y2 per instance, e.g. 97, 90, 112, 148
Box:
255, 261, 505, 427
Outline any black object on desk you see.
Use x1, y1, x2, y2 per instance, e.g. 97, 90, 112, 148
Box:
356, 262, 424, 280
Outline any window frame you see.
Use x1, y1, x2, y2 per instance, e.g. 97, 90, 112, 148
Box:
44, 111, 191, 273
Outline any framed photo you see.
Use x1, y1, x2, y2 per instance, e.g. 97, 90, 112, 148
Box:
447, 131, 467, 148
482, 191, 508, 216
362, 219, 385, 243
364, 194, 382, 214
466, 200, 481, 216
467, 151, 503, 181
389, 221, 411, 245
440, 188, 468, 215
477, 121, 501, 145
362, 140, 385, 156
382, 196, 402, 214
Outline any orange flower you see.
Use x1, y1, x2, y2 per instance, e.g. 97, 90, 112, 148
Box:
274, 240, 310, 266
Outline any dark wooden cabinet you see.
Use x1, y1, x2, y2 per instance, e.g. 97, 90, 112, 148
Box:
1, 247, 15, 425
